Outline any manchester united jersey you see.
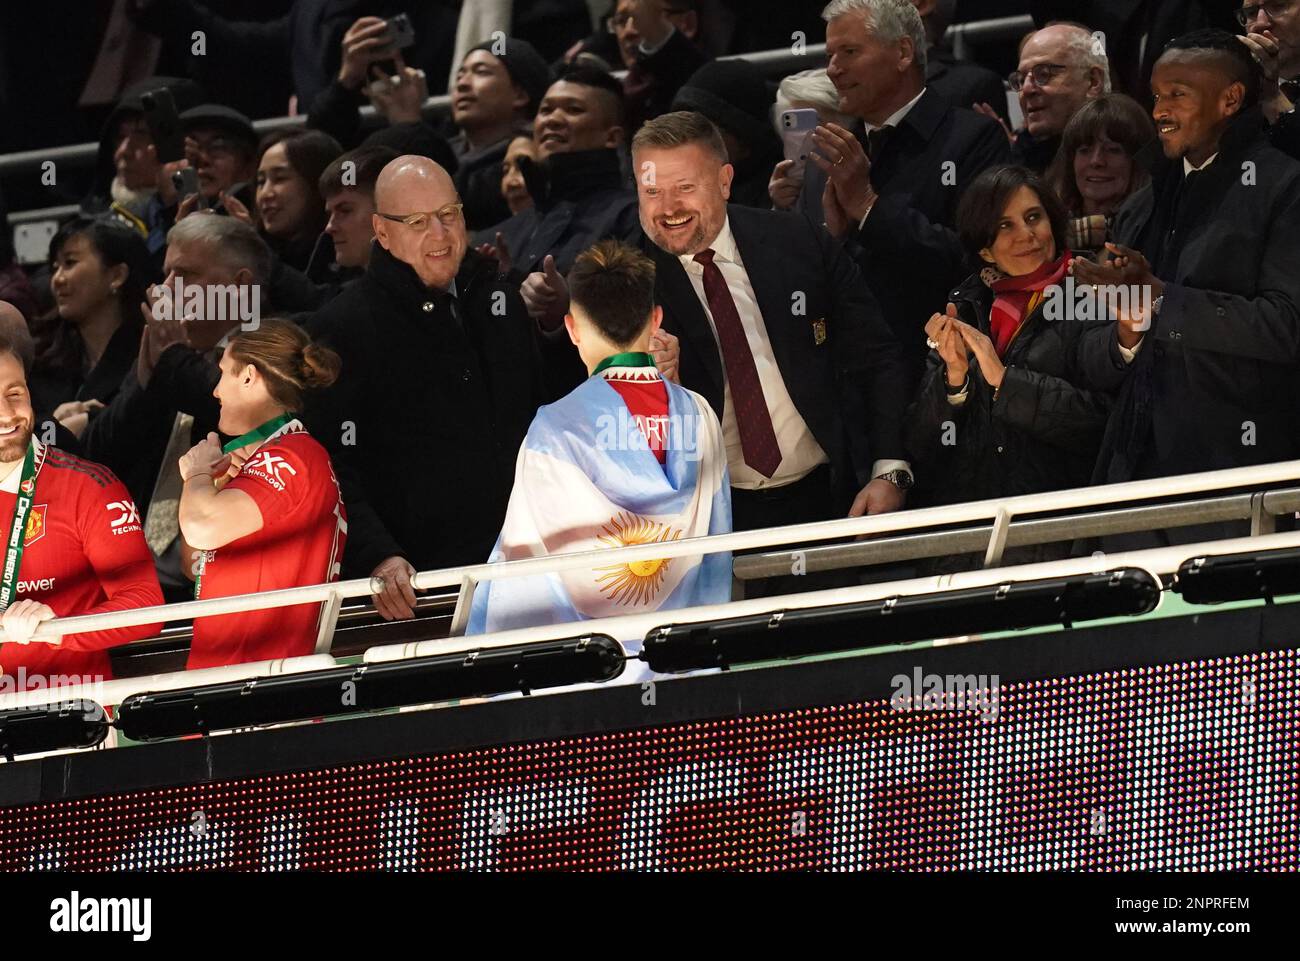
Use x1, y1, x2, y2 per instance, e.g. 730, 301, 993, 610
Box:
0, 441, 164, 692
189, 423, 346, 669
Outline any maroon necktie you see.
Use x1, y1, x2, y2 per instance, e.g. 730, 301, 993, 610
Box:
693, 248, 782, 477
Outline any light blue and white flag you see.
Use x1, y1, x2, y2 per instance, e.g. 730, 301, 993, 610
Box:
467, 372, 732, 640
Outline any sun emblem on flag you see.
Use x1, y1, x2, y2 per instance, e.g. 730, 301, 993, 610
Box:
594, 512, 682, 606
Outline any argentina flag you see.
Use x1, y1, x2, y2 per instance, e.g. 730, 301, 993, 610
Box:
466, 371, 732, 641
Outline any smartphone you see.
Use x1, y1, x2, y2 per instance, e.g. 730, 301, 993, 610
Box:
780, 108, 820, 179
140, 88, 185, 164
171, 167, 206, 211
370, 12, 416, 91
386, 13, 415, 49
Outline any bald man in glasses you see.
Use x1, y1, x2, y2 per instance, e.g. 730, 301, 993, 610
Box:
306, 155, 584, 621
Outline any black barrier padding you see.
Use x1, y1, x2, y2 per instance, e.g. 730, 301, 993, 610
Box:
0, 596, 1291, 810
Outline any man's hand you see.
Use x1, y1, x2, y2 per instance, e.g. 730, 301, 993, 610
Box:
809, 123, 877, 222
1072, 242, 1163, 345
338, 16, 397, 91
520, 255, 569, 330
475, 231, 513, 275
219, 190, 255, 225
1, 600, 60, 646
53, 399, 105, 439
138, 282, 189, 388
821, 177, 850, 239
768, 158, 803, 211
371, 555, 418, 620
848, 477, 906, 517
155, 155, 190, 206
973, 102, 1017, 144
1239, 32, 1293, 122
367, 60, 427, 124
650, 328, 680, 383
179, 432, 231, 482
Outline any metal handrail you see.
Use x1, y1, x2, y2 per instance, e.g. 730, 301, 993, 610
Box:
4, 458, 1300, 650
1, 9, 1037, 214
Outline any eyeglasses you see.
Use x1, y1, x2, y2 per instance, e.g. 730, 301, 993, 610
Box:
376, 203, 465, 231
1008, 63, 1071, 92
187, 135, 240, 158
607, 6, 693, 32
1237, 0, 1296, 26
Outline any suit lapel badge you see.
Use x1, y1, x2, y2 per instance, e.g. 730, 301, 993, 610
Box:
812, 318, 827, 345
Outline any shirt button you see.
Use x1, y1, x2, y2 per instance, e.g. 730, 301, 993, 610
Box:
1169, 330, 1181, 341
1216, 307, 1226, 317
997, 446, 1004, 453
462, 370, 471, 381
422, 301, 435, 313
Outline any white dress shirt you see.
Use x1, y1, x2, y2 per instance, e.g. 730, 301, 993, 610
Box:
680, 218, 907, 489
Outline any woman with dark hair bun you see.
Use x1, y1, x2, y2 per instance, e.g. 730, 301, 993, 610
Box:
1046, 94, 1156, 258
31, 216, 153, 436
904, 165, 1115, 567
177, 318, 347, 669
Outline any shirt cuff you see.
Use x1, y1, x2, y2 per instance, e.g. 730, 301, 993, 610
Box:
872, 459, 912, 479
1117, 337, 1143, 363
946, 385, 969, 406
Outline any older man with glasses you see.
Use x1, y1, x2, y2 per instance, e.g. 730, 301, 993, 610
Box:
1238, 0, 1300, 157
1010, 23, 1111, 173
306, 154, 583, 622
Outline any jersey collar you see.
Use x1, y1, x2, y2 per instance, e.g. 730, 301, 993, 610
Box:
0, 438, 42, 494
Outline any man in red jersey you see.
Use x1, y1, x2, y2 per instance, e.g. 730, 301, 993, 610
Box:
178, 320, 346, 669
0, 334, 164, 692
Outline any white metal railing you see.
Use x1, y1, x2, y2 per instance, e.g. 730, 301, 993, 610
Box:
0, 458, 1296, 715
5, 458, 1300, 648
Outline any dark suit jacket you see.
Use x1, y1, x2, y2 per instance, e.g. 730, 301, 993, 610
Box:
644, 204, 909, 509
1079, 110, 1300, 482
927, 46, 1009, 124
797, 88, 1011, 384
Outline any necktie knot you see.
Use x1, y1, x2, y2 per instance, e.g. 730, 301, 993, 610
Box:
693, 248, 717, 267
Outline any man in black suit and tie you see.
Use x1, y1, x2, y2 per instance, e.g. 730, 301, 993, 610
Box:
779, 0, 1011, 383
630, 111, 913, 543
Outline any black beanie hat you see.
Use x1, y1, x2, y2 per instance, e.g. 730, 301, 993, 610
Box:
673, 58, 776, 147
468, 38, 552, 113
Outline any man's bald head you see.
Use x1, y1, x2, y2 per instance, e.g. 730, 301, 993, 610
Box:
1017, 22, 1110, 139
373, 155, 457, 212
0, 301, 34, 375
371, 155, 467, 290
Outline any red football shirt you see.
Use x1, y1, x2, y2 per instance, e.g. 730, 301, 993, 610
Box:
0, 442, 164, 691
189, 426, 346, 669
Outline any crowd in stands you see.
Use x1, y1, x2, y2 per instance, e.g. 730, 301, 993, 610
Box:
2, 0, 1300, 691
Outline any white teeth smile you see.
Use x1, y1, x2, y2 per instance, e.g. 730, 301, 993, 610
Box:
428, 248, 450, 257
0, 426, 18, 436
664, 215, 691, 226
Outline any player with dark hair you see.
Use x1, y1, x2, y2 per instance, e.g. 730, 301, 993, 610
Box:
468, 239, 730, 638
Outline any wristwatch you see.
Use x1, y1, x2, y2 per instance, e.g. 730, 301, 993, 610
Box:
876, 469, 914, 490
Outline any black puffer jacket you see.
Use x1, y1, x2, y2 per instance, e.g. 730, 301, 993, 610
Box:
905, 270, 1114, 518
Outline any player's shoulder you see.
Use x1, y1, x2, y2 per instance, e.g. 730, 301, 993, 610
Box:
42, 446, 123, 492
261, 429, 331, 465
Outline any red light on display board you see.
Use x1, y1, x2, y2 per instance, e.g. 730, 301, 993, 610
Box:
0, 649, 1296, 871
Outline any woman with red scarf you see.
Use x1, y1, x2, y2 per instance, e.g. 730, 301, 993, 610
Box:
904, 166, 1115, 569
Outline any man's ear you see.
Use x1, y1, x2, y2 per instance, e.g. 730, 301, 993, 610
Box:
605, 124, 626, 149
241, 363, 257, 386
649, 304, 664, 338
719, 162, 735, 201
1087, 65, 1107, 96
233, 267, 254, 288
372, 214, 391, 250
1221, 79, 1246, 118
898, 35, 916, 73
511, 83, 530, 115
563, 312, 581, 348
